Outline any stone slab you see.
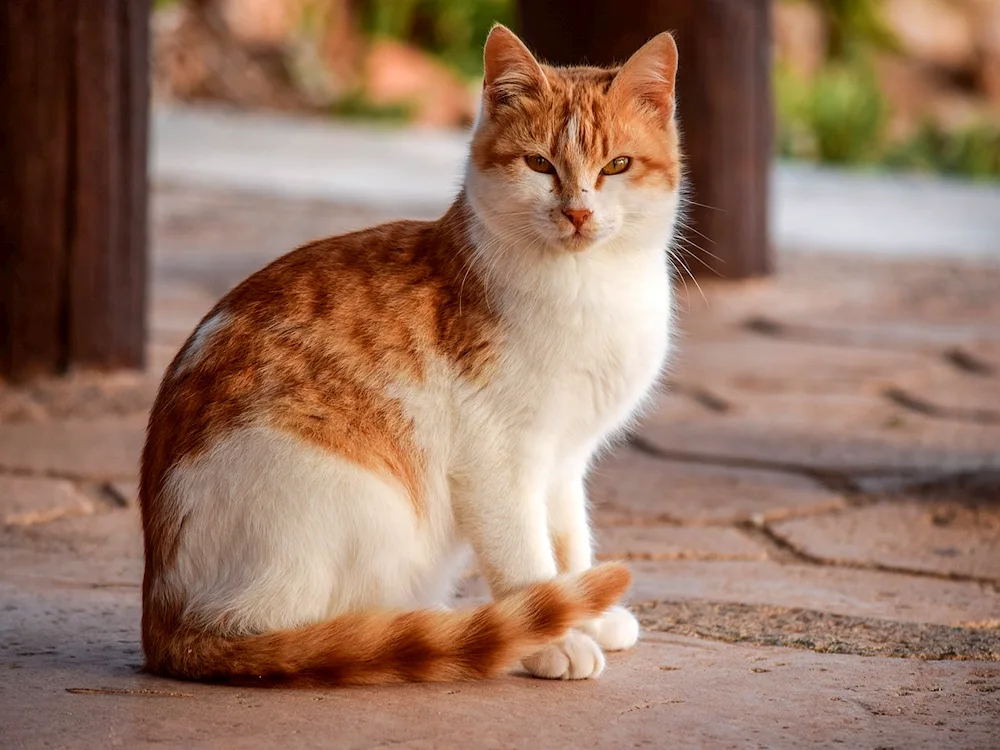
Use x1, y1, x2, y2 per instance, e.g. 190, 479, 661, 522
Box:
147, 342, 182, 379
717, 253, 1000, 328
635, 599, 998, 660
588, 448, 845, 525
0, 476, 95, 527
595, 524, 766, 562
888, 377, 1000, 420
0, 416, 146, 481
770, 500, 1000, 581
637, 416, 1000, 475
0, 388, 46, 424
671, 336, 952, 397
22, 373, 157, 423
1, 576, 997, 749
107, 480, 140, 508
1, 506, 144, 560
627, 560, 1000, 627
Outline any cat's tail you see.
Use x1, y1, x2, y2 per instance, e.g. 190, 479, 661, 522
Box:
147, 562, 631, 687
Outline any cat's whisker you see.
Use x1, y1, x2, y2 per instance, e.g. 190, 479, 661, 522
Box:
674, 236, 725, 274
665, 251, 694, 311
683, 199, 725, 213
675, 220, 717, 247
667, 247, 709, 308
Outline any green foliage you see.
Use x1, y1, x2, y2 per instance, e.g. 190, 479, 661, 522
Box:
806, 0, 899, 59
776, 59, 887, 165
777, 0, 999, 179
360, 0, 515, 79
883, 121, 1000, 180
328, 91, 414, 123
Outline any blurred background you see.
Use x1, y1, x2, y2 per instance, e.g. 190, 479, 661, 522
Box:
151, 0, 1000, 179
2, 5, 999, 743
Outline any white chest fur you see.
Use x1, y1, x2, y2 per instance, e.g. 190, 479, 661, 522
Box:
482, 246, 672, 460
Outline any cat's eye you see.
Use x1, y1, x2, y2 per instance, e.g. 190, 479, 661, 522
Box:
601, 156, 632, 176
524, 155, 556, 174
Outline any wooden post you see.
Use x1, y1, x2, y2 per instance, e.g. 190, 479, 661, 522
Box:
517, 0, 773, 279
0, 0, 150, 382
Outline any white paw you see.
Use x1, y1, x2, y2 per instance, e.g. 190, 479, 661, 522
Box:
580, 605, 640, 652
522, 630, 605, 680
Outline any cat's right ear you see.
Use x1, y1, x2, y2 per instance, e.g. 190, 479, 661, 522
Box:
482, 24, 548, 111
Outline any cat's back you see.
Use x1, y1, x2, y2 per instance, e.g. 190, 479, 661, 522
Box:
142, 208, 496, 500
166, 209, 483, 381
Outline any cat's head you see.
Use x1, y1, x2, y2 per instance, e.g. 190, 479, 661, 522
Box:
465, 25, 681, 255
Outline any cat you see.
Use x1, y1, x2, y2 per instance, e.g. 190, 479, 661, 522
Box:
139, 23, 682, 686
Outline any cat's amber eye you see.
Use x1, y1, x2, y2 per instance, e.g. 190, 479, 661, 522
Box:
524, 155, 556, 174
601, 156, 632, 176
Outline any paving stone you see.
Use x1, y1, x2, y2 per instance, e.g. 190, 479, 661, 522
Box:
0, 388, 46, 425
107, 480, 140, 507
29, 373, 158, 422
1, 506, 143, 561
0, 540, 142, 592
0, 416, 146, 480
887, 377, 1000, 420
595, 524, 766, 562
962, 339, 1000, 372
727, 393, 922, 440
0, 373, 157, 425
1, 575, 997, 749
634, 390, 720, 426
0, 476, 95, 527
709, 389, 1000, 458
635, 599, 999, 660
149, 280, 218, 347
589, 448, 845, 525
671, 336, 951, 397
637, 415, 1000, 474
147, 342, 181, 379
627, 560, 1000, 626
698, 252, 1000, 330
770, 500, 1000, 581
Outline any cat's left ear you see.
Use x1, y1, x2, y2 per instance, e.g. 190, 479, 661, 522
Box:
482, 24, 548, 111
609, 32, 678, 119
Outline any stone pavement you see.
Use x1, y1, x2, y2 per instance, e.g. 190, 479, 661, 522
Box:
2, 182, 1000, 749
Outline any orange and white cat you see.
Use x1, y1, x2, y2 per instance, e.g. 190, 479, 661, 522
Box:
140, 24, 682, 686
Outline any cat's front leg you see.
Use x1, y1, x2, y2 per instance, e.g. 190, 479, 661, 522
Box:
453, 458, 605, 680
548, 469, 640, 653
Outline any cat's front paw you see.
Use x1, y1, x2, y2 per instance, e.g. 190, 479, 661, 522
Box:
522, 629, 605, 680
580, 605, 640, 652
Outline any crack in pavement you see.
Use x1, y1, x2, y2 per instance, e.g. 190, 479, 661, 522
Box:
65, 687, 194, 698
882, 387, 1000, 426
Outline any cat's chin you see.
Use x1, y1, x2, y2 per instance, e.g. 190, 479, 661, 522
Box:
555, 233, 601, 253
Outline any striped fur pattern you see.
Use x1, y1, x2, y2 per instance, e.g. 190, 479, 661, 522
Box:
139, 24, 682, 686
149, 564, 631, 687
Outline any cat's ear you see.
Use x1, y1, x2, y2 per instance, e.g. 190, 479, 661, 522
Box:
482, 24, 548, 111
609, 32, 678, 119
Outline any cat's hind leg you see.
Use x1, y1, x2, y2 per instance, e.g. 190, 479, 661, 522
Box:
162, 425, 442, 636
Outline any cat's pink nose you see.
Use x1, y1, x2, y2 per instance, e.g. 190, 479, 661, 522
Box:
563, 208, 593, 231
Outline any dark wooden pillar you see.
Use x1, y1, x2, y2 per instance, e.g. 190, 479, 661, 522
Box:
518, 0, 773, 279
1, 0, 150, 382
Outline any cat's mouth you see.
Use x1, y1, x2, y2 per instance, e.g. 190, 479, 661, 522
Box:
558, 228, 600, 253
